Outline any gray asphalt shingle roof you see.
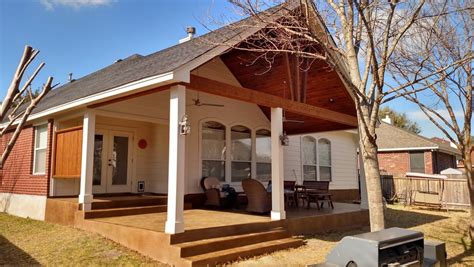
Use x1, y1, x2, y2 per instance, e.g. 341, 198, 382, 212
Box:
31, 24, 245, 115
376, 122, 459, 155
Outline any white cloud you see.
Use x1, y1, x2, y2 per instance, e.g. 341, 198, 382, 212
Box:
40, 0, 115, 10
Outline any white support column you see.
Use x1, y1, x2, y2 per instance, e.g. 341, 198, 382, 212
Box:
165, 85, 186, 234
79, 110, 96, 211
270, 107, 286, 220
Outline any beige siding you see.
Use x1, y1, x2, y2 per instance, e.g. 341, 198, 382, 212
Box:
284, 131, 359, 190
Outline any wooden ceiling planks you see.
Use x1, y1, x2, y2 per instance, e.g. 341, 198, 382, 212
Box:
220, 49, 357, 135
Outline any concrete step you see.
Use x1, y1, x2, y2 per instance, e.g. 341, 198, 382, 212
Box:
177, 228, 289, 257
84, 205, 167, 219
91, 196, 168, 210
183, 237, 304, 266
170, 220, 286, 244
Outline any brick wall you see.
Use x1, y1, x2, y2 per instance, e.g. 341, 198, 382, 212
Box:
378, 152, 410, 176
424, 151, 433, 174
435, 152, 456, 172
0, 121, 53, 196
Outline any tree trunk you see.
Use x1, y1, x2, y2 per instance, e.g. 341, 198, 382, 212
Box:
359, 124, 386, 231
464, 149, 473, 240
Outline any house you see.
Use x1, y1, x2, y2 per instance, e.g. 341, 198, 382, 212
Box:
1, 3, 368, 266
377, 121, 460, 177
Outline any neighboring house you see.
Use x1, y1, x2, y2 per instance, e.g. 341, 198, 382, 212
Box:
377, 121, 460, 177
0, 3, 368, 265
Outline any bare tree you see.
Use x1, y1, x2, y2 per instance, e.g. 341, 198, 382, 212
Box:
0, 45, 55, 169
213, 0, 464, 231
390, 1, 473, 238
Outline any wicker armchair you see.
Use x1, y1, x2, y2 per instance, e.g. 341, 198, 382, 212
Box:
242, 179, 271, 213
201, 177, 225, 207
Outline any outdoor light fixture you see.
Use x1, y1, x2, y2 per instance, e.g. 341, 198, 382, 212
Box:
280, 131, 289, 146
179, 115, 191, 135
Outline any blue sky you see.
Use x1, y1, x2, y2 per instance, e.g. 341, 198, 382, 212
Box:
0, 0, 467, 139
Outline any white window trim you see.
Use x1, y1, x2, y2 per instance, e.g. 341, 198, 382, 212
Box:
230, 125, 252, 183
199, 120, 271, 184
301, 136, 333, 182
317, 138, 332, 182
302, 136, 318, 181
32, 124, 48, 175
255, 128, 271, 181
200, 119, 227, 182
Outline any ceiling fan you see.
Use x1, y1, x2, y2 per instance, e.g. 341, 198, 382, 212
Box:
282, 110, 304, 124
188, 92, 224, 108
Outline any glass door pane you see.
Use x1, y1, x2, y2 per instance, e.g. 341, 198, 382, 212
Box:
111, 136, 129, 185
93, 134, 104, 186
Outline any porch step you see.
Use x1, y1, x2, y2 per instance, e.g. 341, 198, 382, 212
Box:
91, 196, 168, 210
182, 237, 304, 266
84, 205, 167, 219
170, 220, 286, 244
177, 228, 289, 257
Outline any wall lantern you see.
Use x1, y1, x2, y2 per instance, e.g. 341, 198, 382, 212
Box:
179, 115, 191, 135
280, 131, 290, 146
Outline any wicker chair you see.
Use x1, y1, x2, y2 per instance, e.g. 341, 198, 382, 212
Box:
201, 177, 226, 207
242, 179, 271, 213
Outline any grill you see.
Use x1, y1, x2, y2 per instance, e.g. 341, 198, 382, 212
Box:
315, 227, 445, 267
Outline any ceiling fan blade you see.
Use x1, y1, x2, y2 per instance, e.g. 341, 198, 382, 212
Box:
283, 119, 305, 123
201, 103, 225, 107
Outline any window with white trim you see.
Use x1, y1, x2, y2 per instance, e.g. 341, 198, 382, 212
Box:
256, 129, 271, 182
302, 136, 317, 180
33, 124, 48, 174
318, 138, 332, 181
201, 121, 226, 181
231, 125, 252, 182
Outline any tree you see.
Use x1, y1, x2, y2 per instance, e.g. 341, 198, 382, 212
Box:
389, 1, 473, 239
379, 106, 421, 134
219, 0, 458, 231
0, 45, 55, 169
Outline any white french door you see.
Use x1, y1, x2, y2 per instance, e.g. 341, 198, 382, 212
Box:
92, 129, 133, 194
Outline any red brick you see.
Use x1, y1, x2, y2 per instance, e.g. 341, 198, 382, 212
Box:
0, 121, 53, 196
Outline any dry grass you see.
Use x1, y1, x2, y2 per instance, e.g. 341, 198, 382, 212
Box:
0, 213, 167, 266
231, 204, 473, 266
1, 205, 472, 266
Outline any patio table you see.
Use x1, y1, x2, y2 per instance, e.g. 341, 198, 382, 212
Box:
295, 185, 334, 210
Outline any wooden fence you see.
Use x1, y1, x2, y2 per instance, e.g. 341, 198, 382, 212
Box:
381, 174, 470, 208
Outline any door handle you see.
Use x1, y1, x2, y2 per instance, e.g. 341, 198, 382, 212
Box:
108, 159, 112, 166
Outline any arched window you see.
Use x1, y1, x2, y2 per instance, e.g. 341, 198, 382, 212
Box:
202, 121, 226, 181
318, 138, 332, 181
256, 129, 271, 181
302, 136, 317, 180
231, 125, 252, 182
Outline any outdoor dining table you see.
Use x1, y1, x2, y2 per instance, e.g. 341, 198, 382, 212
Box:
295, 185, 334, 210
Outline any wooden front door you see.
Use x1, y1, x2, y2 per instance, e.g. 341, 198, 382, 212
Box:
92, 129, 133, 194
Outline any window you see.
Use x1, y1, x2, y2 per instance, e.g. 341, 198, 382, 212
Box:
256, 129, 271, 181
231, 125, 252, 182
201, 121, 226, 181
318, 138, 332, 181
33, 124, 48, 174
410, 152, 425, 173
302, 136, 317, 180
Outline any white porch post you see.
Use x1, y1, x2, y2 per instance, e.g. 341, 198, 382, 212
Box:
165, 84, 186, 234
270, 107, 286, 220
79, 110, 96, 211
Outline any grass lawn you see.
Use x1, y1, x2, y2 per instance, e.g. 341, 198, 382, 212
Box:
234, 204, 473, 266
0, 213, 166, 266
1, 204, 472, 266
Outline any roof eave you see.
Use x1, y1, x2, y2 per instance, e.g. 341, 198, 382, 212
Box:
0, 71, 178, 129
